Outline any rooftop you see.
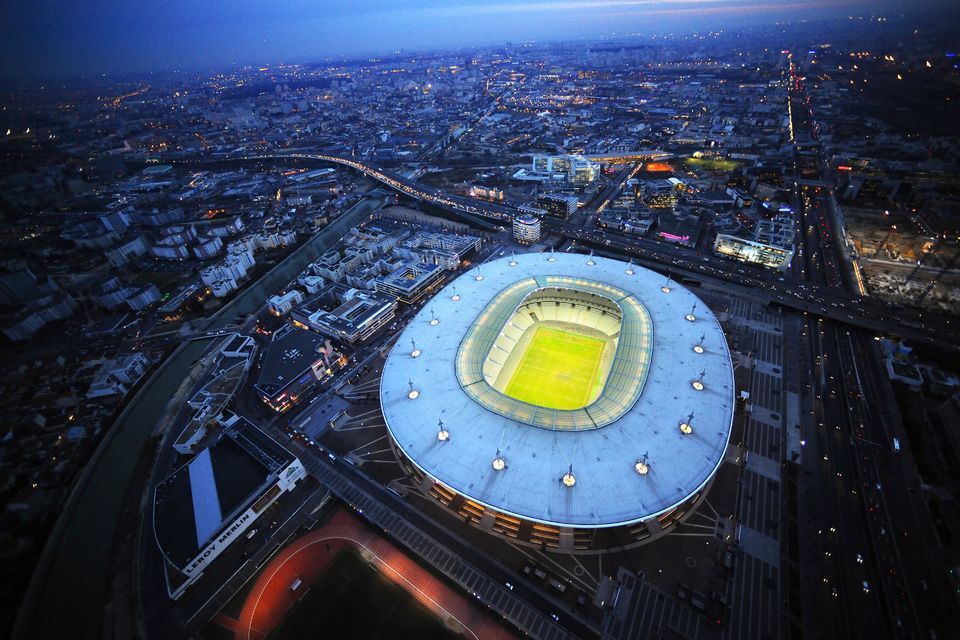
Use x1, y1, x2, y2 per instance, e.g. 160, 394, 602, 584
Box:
153, 416, 295, 569
254, 324, 326, 397
380, 252, 735, 528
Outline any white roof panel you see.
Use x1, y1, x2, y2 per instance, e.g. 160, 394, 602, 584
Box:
380, 252, 735, 528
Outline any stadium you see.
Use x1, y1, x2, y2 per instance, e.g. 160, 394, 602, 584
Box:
380, 252, 735, 552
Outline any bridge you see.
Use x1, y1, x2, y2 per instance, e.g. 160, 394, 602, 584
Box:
237, 152, 957, 352
251, 152, 518, 223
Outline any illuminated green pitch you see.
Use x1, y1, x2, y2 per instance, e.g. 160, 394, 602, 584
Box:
504, 325, 608, 410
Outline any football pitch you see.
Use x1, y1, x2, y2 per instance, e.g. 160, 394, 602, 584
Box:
504, 325, 607, 410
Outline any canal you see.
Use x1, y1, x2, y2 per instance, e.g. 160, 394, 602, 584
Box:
20, 196, 383, 639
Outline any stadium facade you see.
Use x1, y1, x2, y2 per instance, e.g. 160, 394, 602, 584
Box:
380, 252, 735, 552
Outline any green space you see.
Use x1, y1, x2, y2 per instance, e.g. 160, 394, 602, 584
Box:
270, 548, 459, 640
504, 325, 606, 410
682, 156, 740, 172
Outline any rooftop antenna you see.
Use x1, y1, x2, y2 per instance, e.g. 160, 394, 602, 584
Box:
686, 302, 697, 322
625, 258, 635, 275
411, 339, 420, 358
693, 333, 705, 354
437, 419, 450, 441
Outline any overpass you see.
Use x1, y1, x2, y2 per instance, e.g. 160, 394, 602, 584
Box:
251, 152, 518, 223
238, 152, 956, 351
544, 219, 960, 353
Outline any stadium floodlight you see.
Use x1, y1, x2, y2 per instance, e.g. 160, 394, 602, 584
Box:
692, 369, 706, 391
407, 379, 420, 400
411, 339, 421, 358
429, 309, 439, 326
492, 448, 506, 471
561, 464, 576, 487
685, 302, 697, 322
437, 419, 450, 442
693, 333, 705, 354
634, 452, 650, 475
679, 412, 694, 434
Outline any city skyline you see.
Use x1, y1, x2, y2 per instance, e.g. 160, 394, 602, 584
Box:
1, 0, 956, 83
1, 7, 958, 640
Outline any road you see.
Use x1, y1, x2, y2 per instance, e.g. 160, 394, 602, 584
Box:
180, 151, 957, 353
788, 61, 950, 639
546, 218, 959, 352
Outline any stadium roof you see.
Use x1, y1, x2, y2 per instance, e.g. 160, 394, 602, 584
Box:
380, 252, 735, 528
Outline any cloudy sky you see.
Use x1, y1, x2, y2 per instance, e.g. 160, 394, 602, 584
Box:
0, 0, 946, 82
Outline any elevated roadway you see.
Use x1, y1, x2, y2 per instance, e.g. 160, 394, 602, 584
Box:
237, 152, 957, 352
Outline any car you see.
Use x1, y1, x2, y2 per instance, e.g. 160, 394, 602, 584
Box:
861, 580, 870, 593
856, 553, 863, 564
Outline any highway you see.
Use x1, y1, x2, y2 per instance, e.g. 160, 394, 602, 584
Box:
544, 218, 960, 352
788, 63, 950, 639
234, 151, 958, 353
250, 152, 518, 222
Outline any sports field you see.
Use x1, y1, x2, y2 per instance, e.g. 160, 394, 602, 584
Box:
504, 325, 607, 410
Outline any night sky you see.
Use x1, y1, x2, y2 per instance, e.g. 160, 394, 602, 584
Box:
0, 0, 949, 82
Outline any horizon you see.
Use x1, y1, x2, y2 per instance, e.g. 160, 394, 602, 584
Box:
1, 0, 956, 86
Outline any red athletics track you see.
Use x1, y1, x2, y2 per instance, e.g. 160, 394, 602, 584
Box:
228, 508, 517, 640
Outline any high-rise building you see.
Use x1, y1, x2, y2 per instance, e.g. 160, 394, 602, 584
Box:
513, 213, 542, 244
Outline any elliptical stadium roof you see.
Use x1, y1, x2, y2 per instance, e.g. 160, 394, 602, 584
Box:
380, 252, 735, 528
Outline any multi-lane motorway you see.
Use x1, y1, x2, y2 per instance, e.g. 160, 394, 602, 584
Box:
788, 64, 950, 639
242, 151, 958, 353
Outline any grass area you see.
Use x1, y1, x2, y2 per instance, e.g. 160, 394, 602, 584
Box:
504, 325, 606, 410
682, 157, 740, 172
269, 548, 459, 640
